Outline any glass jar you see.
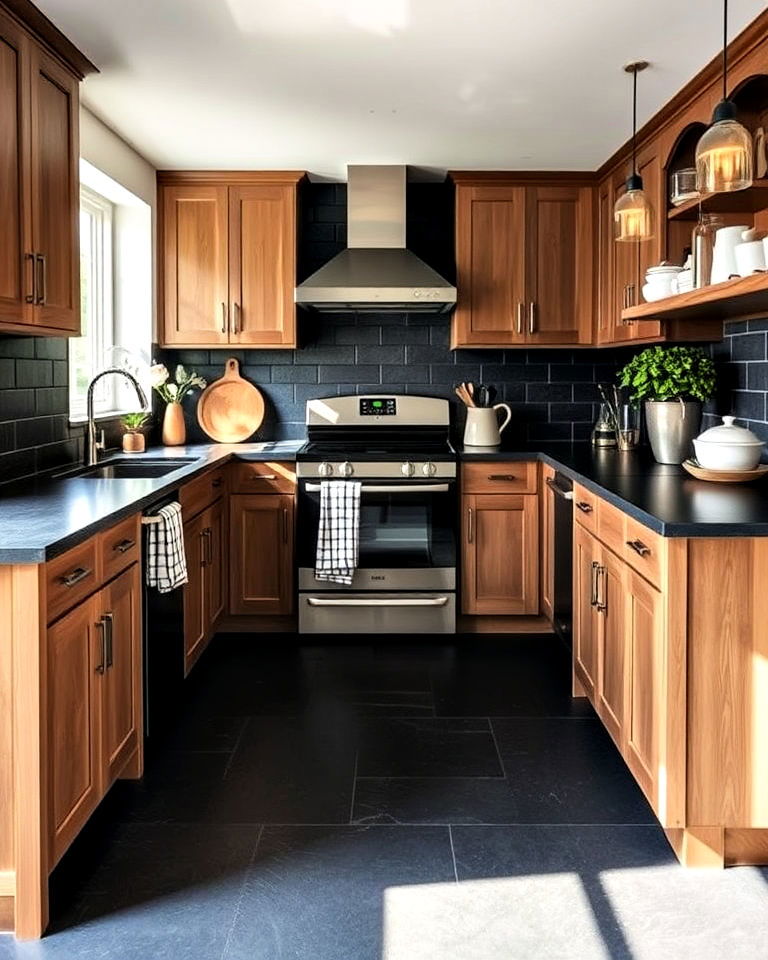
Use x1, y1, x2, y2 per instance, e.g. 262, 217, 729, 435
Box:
591, 402, 617, 447
692, 213, 723, 288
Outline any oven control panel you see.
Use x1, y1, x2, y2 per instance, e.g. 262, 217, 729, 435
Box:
359, 397, 396, 416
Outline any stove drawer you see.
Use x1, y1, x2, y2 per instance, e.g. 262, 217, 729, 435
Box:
299, 592, 456, 634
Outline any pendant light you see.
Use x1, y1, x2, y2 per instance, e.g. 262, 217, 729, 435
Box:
614, 61, 654, 242
695, 0, 753, 194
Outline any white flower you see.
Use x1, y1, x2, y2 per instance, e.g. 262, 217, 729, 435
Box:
150, 363, 169, 388
175, 364, 187, 384
166, 382, 178, 399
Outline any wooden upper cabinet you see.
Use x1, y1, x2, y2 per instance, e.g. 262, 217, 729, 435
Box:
452, 184, 527, 347
158, 173, 304, 349
525, 185, 593, 344
28, 44, 79, 332
451, 176, 593, 348
162, 185, 230, 346
229, 184, 297, 346
0, 9, 29, 328
596, 177, 616, 344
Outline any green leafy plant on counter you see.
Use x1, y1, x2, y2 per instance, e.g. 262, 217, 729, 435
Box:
617, 346, 716, 403
121, 412, 151, 433
150, 363, 207, 404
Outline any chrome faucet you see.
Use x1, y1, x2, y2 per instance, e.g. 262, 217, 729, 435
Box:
85, 368, 149, 466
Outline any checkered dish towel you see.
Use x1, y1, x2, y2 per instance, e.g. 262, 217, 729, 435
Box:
145, 502, 189, 593
315, 480, 362, 586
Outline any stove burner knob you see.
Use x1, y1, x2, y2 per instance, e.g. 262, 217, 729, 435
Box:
422, 461, 437, 477
318, 461, 334, 477
401, 461, 415, 477
340, 461, 354, 478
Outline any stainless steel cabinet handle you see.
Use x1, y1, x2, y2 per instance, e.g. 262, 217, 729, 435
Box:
113, 538, 136, 554
25, 253, 37, 304
233, 302, 241, 334
104, 612, 114, 668
304, 483, 450, 494
221, 302, 227, 334
545, 477, 574, 500
576, 501, 593, 514
529, 301, 536, 334
282, 507, 289, 544
488, 474, 515, 481
626, 539, 651, 557
596, 565, 607, 613
60, 566, 91, 588
307, 597, 449, 608
37, 254, 47, 305
95, 618, 107, 674
590, 560, 599, 606
200, 529, 208, 567
516, 302, 523, 335
467, 507, 474, 544
251, 474, 277, 481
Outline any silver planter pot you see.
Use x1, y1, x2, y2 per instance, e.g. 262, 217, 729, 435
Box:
644, 400, 702, 464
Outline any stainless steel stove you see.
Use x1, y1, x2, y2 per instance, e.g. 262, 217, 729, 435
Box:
296, 395, 457, 634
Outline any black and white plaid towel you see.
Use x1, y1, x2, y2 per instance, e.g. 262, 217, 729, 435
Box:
145, 502, 188, 593
315, 480, 362, 586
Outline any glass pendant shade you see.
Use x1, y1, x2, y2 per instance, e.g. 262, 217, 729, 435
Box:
695, 101, 753, 193
614, 175, 654, 242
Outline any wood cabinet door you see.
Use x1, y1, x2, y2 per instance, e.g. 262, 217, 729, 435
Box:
461, 493, 539, 615
525, 186, 593, 344
596, 546, 627, 748
624, 568, 664, 811
47, 596, 102, 866
573, 523, 600, 702
596, 178, 615, 344
101, 564, 142, 789
229, 184, 297, 347
28, 43, 79, 333
540, 464, 555, 621
160, 184, 230, 346
452, 186, 527, 346
229, 494, 294, 615
0, 10, 32, 330
183, 511, 207, 675
205, 498, 225, 628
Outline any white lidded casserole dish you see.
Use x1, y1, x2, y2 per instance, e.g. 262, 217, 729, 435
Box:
692, 416, 764, 471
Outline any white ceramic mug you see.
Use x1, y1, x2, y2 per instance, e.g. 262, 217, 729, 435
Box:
463, 404, 512, 447
734, 240, 766, 276
711, 225, 750, 283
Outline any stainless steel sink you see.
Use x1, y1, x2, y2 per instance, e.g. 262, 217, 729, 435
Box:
70, 458, 196, 479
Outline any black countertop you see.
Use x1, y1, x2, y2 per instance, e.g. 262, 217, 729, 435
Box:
460, 442, 768, 538
0, 441, 302, 564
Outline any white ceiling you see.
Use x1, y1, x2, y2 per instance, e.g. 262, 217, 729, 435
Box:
37, 0, 767, 180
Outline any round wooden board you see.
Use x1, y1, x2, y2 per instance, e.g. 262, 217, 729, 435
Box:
197, 358, 265, 443
682, 459, 768, 483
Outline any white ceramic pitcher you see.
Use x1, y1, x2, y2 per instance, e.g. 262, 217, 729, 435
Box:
463, 404, 512, 448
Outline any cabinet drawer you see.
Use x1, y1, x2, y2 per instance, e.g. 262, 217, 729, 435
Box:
229, 461, 297, 494
622, 514, 664, 588
100, 514, 141, 583
179, 467, 226, 519
573, 483, 598, 533
46, 539, 99, 623
462, 461, 538, 494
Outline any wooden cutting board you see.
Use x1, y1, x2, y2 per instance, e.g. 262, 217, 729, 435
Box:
197, 358, 265, 443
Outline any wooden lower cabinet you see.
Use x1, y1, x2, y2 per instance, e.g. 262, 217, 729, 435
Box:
48, 563, 142, 867
229, 493, 294, 615
461, 492, 538, 615
183, 499, 224, 675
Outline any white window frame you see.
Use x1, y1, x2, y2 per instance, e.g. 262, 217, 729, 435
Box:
70, 186, 115, 420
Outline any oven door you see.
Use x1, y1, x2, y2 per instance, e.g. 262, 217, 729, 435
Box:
297, 478, 456, 592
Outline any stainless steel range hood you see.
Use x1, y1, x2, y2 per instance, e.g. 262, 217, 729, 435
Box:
295, 166, 456, 314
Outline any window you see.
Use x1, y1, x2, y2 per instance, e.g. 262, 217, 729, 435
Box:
70, 186, 115, 419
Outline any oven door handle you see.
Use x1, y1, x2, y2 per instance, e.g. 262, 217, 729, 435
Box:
306, 596, 450, 607
303, 483, 451, 494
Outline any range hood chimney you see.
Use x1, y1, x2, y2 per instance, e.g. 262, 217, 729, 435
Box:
295, 165, 456, 314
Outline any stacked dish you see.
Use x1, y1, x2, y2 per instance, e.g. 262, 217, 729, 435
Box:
642, 264, 682, 302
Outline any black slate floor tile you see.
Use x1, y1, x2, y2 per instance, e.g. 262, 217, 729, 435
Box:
164, 715, 247, 753
491, 718, 655, 824
352, 776, 521, 824
356, 718, 502, 777
222, 825, 456, 960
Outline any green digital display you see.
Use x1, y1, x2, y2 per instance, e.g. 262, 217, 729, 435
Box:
373, 401, 382, 407
360, 398, 397, 416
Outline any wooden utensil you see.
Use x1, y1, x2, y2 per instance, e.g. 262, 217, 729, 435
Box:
682, 459, 768, 483
455, 383, 475, 407
197, 357, 265, 443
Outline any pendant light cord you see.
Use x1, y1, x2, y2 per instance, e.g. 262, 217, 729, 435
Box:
723, 0, 728, 101
632, 66, 637, 175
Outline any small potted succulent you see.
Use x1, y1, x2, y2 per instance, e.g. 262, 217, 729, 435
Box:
618, 346, 716, 464
151, 363, 207, 446
121, 412, 151, 453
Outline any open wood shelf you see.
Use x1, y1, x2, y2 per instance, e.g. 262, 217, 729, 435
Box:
667, 179, 768, 220
621, 272, 768, 324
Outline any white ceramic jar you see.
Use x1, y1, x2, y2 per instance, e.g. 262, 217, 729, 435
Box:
692, 415, 764, 470
642, 264, 683, 302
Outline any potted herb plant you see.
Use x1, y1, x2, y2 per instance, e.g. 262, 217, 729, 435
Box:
618, 346, 716, 464
151, 363, 207, 446
121, 412, 151, 453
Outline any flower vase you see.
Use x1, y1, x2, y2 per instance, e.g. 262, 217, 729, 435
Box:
162, 402, 186, 446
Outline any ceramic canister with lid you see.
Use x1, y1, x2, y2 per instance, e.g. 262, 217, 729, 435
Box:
692, 416, 765, 471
